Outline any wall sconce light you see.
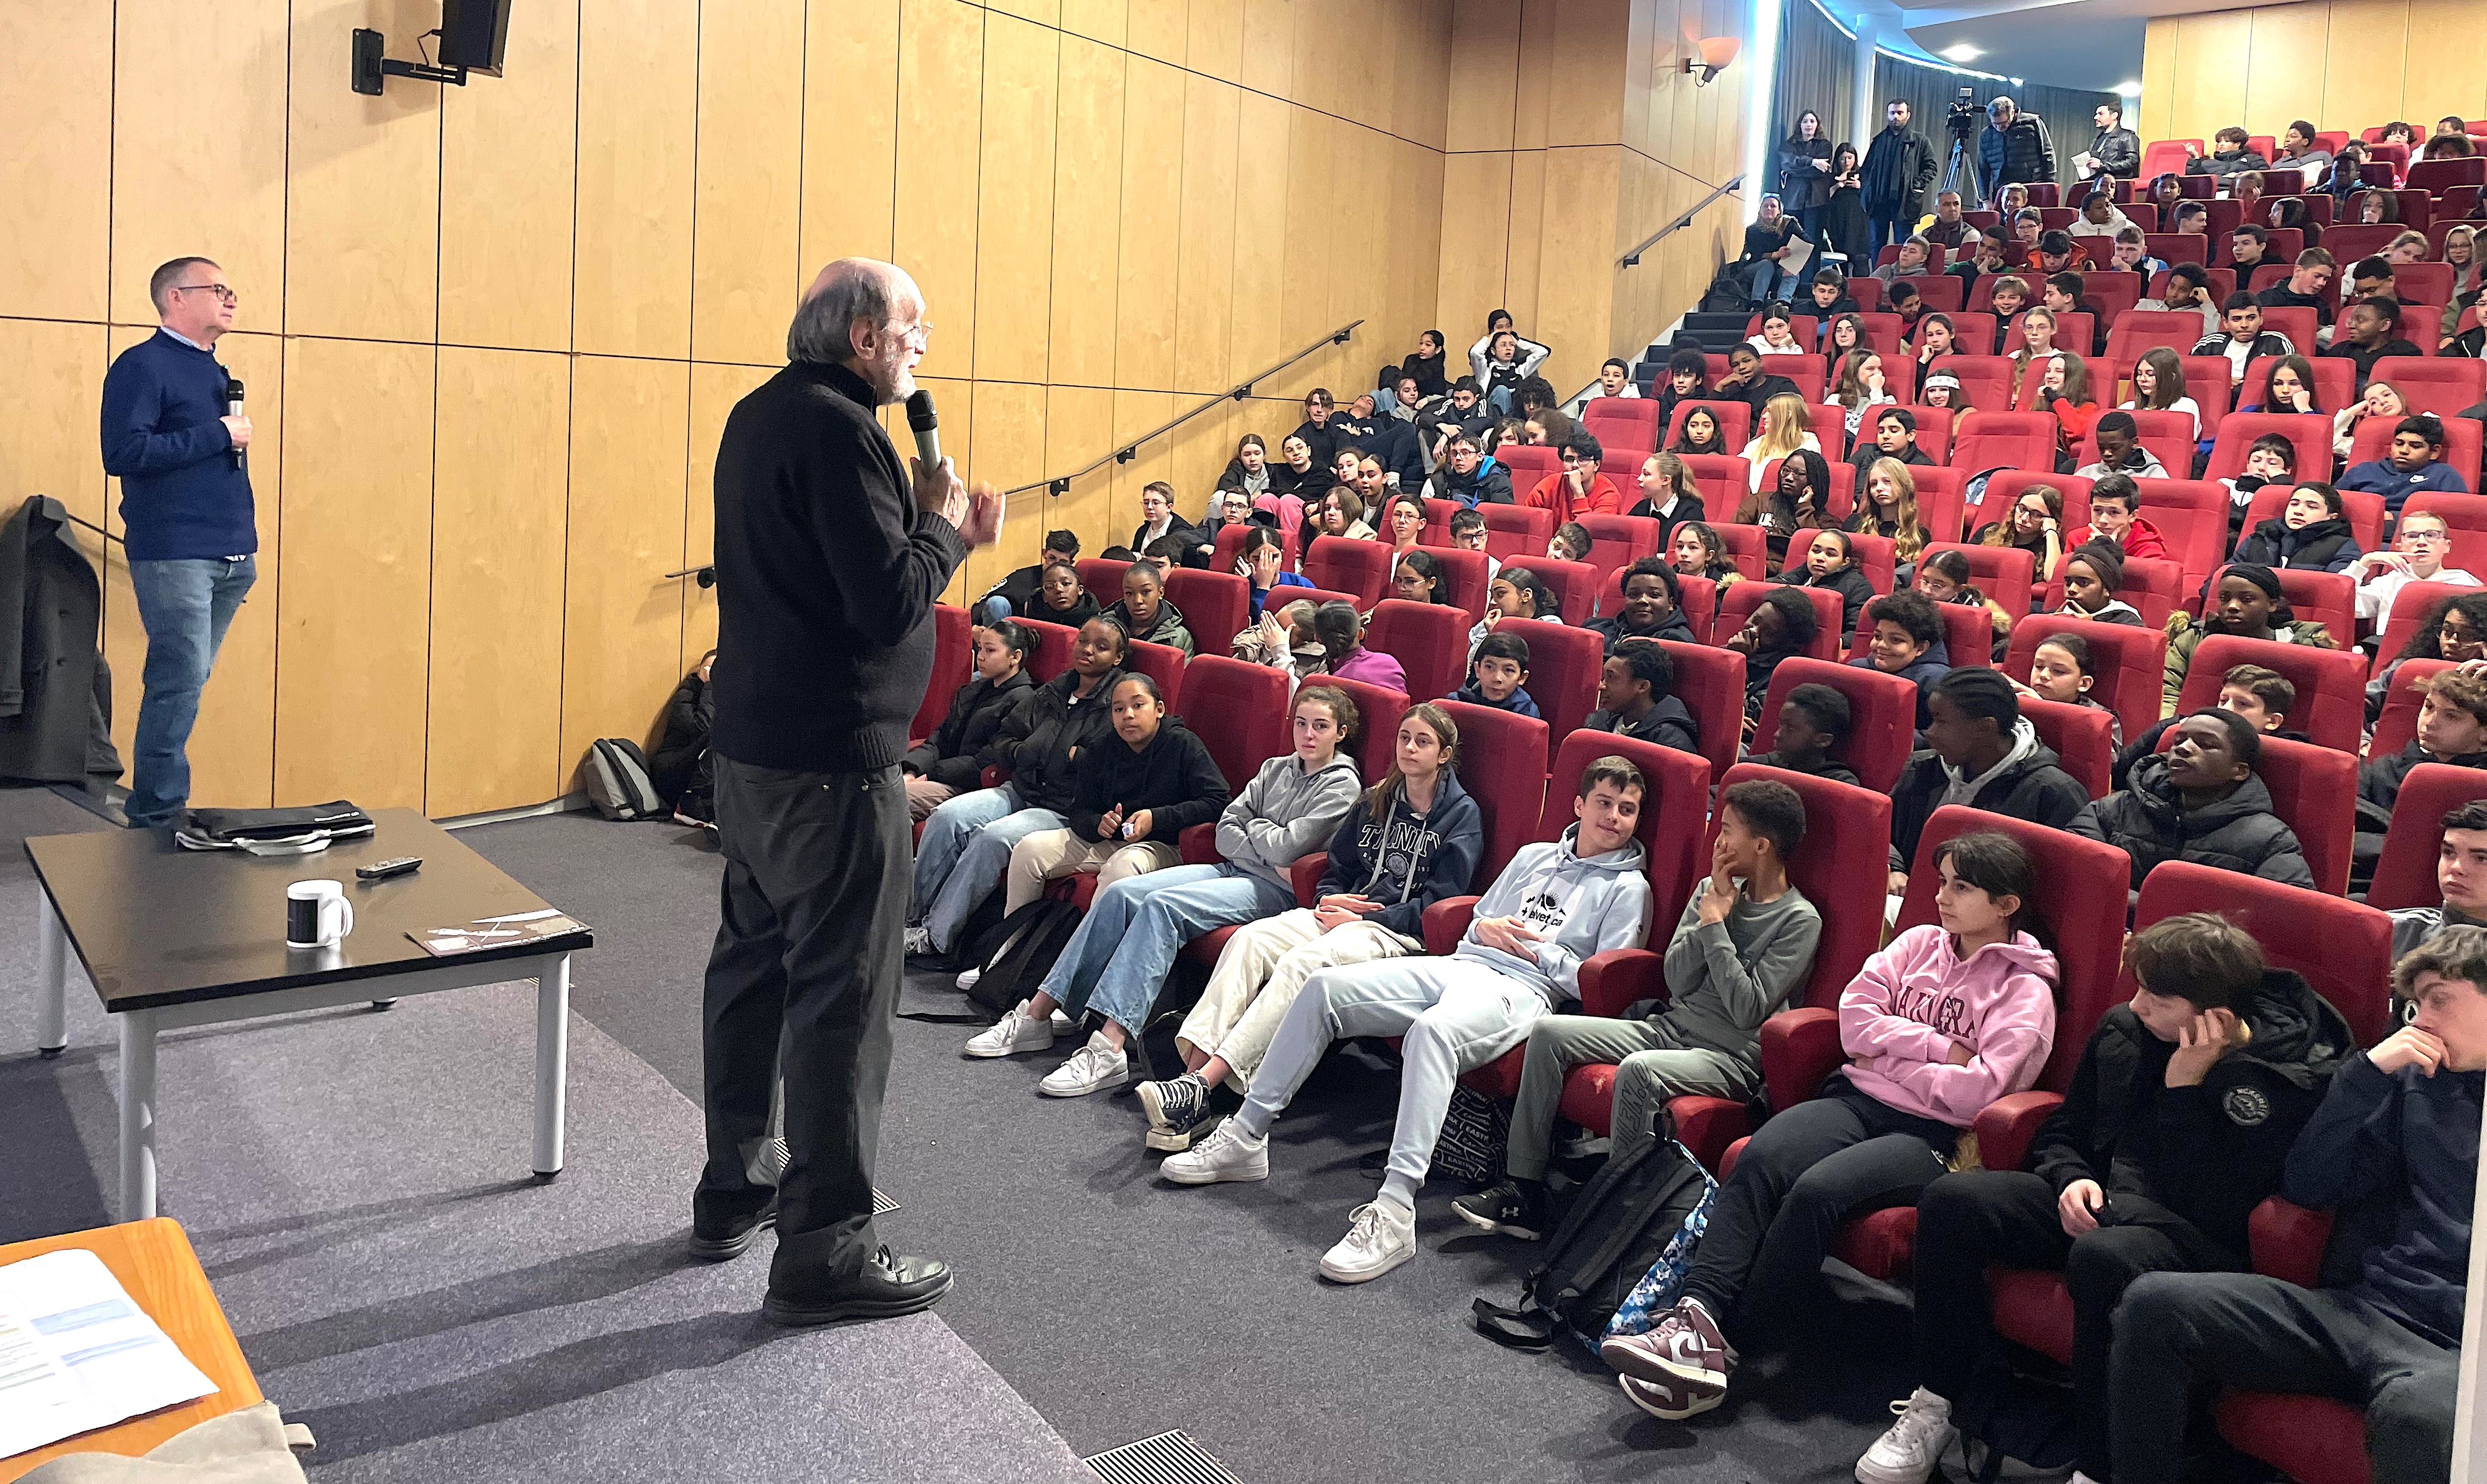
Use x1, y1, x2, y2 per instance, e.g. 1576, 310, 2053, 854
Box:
1682, 36, 1740, 86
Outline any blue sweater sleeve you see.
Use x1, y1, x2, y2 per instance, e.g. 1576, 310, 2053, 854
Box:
2282, 1053, 2403, 1209
99, 352, 231, 477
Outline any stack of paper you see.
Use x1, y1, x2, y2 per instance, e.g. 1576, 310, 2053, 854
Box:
0, 1248, 217, 1459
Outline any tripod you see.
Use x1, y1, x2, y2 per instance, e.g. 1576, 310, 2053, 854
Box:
1941, 131, 1975, 206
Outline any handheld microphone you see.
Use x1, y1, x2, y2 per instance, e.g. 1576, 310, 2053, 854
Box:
906, 389, 941, 475
225, 376, 247, 470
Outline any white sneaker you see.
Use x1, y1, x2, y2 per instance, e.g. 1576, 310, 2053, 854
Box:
1856, 1388, 1955, 1484
903, 925, 932, 956
1037, 1031, 1128, 1097
956, 966, 983, 992
1050, 1009, 1075, 1037
1319, 1200, 1416, 1283
961, 1001, 1054, 1059
1159, 1118, 1269, 1184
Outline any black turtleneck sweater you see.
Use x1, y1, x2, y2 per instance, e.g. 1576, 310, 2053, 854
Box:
710, 361, 967, 772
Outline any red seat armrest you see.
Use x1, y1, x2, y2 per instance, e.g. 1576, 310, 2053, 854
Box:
1179, 822, 1223, 866
1577, 948, 1665, 1020
1758, 1007, 1842, 1112
1971, 1091, 2063, 1172
980, 765, 1011, 788
1290, 852, 1329, 908
2248, 1197, 2334, 1288
1423, 896, 1482, 957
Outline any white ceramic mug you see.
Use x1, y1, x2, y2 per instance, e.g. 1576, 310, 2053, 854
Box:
286, 879, 355, 948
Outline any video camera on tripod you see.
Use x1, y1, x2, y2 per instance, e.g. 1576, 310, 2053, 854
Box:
1946, 86, 1983, 139
1940, 86, 1985, 201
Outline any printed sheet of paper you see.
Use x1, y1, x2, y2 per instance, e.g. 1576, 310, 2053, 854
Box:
410, 907, 588, 958
0, 1248, 217, 1460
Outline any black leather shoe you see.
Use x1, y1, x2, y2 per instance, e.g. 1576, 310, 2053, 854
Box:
762, 1246, 954, 1325
688, 1190, 777, 1261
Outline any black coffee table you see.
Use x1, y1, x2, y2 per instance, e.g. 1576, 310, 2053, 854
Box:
26, 809, 593, 1219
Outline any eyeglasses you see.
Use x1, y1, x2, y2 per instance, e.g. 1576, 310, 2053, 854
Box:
884, 319, 932, 347
2404, 529, 2451, 543
1559, 451, 1582, 464
173, 283, 237, 304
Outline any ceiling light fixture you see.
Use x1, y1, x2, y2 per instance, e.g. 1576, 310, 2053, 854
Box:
1940, 42, 1982, 62
2113, 79, 2143, 94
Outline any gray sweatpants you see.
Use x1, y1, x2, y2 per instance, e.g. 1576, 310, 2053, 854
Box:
1232, 956, 1551, 1210
1505, 1014, 1757, 1181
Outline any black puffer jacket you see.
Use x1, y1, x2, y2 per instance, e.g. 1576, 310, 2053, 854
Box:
1890, 720, 2091, 869
902, 670, 1036, 790
651, 667, 716, 814
2030, 972, 2353, 1256
992, 667, 1123, 815
1587, 607, 1698, 652
2233, 516, 2359, 573
2070, 753, 2315, 890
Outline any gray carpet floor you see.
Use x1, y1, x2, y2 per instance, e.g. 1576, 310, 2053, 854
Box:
4, 794, 1919, 1483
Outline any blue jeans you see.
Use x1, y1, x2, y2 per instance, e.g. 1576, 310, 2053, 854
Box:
1748, 259, 1794, 306
126, 556, 256, 828
1038, 864, 1294, 1033
910, 784, 1064, 952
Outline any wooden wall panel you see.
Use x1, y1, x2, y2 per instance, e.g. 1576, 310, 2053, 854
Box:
275, 338, 432, 809
1117, 58, 1189, 393
973, 15, 1062, 386
1129, 0, 1189, 65
1229, 91, 1294, 383
1043, 386, 1119, 554
284, 0, 442, 344
428, 349, 570, 816
1175, 76, 1242, 397
1048, 39, 1128, 390
894, 0, 985, 382
2185, 10, 2257, 147
439, 0, 579, 352
1535, 147, 1623, 391
110, 0, 291, 326
693, 0, 806, 367
683, 365, 774, 671
2402, 0, 2487, 127
1237, 0, 1295, 100
0, 5, 112, 322
1059, 0, 1129, 49
0, 321, 109, 531
1447, 0, 1523, 153
1436, 152, 1517, 347
2140, 17, 2180, 143
562, 358, 688, 765
963, 381, 1051, 593
1277, 110, 1340, 377
1544, 0, 1630, 147
801, 0, 901, 271
2320, 0, 2407, 139
575, 0, 698, 359
1188, 0, 1246, 79
2242, 4, 2328, 139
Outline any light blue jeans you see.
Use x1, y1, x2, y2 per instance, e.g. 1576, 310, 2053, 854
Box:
910, 784, 1063, 952
126, 556, 256, 828
1039, 864, 1295, 1034
1232, 955, 1552, 1209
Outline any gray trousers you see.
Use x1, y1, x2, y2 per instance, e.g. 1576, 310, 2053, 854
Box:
699, 756, 907, 1282
1505, 1014, 1757, 1181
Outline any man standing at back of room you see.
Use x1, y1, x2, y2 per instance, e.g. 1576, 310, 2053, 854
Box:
691, 258, 1003, 1325
1977, 97, 2055, 210
98, 257, 258, 829
1862, 98, 1937, 258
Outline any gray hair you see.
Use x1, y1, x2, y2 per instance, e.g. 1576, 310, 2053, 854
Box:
149, 256, 219, 313
2395, 924, 2487, 999
786, 259, 895, 365
1988, 95, 2017, 117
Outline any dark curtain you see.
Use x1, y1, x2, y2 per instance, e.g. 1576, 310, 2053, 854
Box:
1771, 0, 1856, 200
1873, 49, 2111, 196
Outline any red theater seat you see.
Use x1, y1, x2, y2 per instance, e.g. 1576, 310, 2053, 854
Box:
1300, 535, 1395, 606
1162, 568, 1247, 659
1665, 398, 1754, 452
2039, 554, 2184, 631
2007, 614, 2169, 745
2074, 409, 2196, 480
2370, 658, 2452, 762
1498, 618, 1604, 763
1363, 598, 1471, 702
1479, 502, 1557, 563
2176, 633, 2365, 755
1519, 557, 1601, 626
1930, 351, 2010, 410
1170, 654, 1282, 793
1414, 544, 1495, 623
2240, 354, 2354, 418
2104, 311, 2218, 371
2019, 696, 2115, 797
1433, 700, 1549, 888
2203, 413, 2333, 486
1952, 410, 2059, 477
1716, 582, 1845, 660
1681, 456, 1757, 524
1921, 542, 2036, 618
916, 604, 973, 742
2368, 578, 2479, 671
2373, 358, 2487, 420
2236, 489, 2387, 566
1574, 514, 1662, 595
1017, 617, 1081, 684
2350, 413, 2484, 494
1848, 599, 1997, 674
1756, 656, 1918, 794
2366, 761, 2487, 912
2133, 479, 2232, 596
1123, 638, 1186, 715
1655, 640, 1746, 785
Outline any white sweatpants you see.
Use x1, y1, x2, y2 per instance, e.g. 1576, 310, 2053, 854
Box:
1178, 910, 1420, 1090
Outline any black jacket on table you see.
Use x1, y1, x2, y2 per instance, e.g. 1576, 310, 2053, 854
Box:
993, 667, 1124, 815
709, 360, 966, 773
1585, 696, 1702, 757
2070, 752, 2316, 890
1890, 725, 2090, 869
651, 668, 717, 812
1066, 720, 1231, 843
2030, 974, 2353, 1258
903, 669, 1036, 791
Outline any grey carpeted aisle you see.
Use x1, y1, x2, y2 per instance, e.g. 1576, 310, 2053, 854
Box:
0, 790, 1085, 1484
465, 812, 1917, 1484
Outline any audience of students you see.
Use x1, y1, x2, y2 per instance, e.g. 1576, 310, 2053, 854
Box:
1583, 637, 1700, 754
2071, 708, 2317, 890
2233, 480, 2364, 572
902, 622, 1037, 823
2164, 564, 2340, 716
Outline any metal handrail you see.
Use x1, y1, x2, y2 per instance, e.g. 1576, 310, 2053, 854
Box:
665, 320, 1365, 582
1000, 319, 1364, 498
1558, 175, 1745, 413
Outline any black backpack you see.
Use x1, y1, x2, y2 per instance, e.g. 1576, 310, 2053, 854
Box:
1955, 1373, 2079, 1483
1471, 1118, 1713, 1349
580, 739, 664, 820
956, 899, 1084, 1017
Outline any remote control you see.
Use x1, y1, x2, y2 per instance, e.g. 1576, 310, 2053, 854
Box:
356, 855, 422, 882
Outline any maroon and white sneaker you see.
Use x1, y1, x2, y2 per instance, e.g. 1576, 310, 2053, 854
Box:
1618, 1369, 1722, 1421
1601, 1297, 1736, 1398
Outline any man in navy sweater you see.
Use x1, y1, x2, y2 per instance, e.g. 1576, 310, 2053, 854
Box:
98, 257, 257, 828
692, 258, 1001, 1326
2108, 925, 2483, 1484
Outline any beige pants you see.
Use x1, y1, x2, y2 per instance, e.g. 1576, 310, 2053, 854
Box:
905, 776, 956, 821
1177, 909, 1420, 1091
1003, 828, 1180, 915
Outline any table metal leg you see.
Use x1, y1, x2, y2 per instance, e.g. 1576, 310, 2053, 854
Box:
118, 1010, 160, 1220
36, 896, 66, 1058
532, 954, 570, 1181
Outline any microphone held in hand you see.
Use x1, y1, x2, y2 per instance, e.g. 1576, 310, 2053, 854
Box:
906, 389, 941, 474
226, 376, 247, 469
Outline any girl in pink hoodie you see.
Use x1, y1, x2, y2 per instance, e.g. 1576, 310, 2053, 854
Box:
1599, 831, 2059, 1421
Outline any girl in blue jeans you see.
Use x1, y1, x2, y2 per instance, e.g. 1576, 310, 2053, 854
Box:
962, 685, 1365, 1098
906, 616, 1129, 960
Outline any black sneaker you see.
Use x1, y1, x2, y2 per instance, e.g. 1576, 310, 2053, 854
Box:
1137, 1072, 1211, 1151
1451, 1179, 1546, 1239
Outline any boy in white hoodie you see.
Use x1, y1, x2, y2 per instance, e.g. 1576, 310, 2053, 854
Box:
1602, 830, 2058, 1421
1162, 756, 1656, 1284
